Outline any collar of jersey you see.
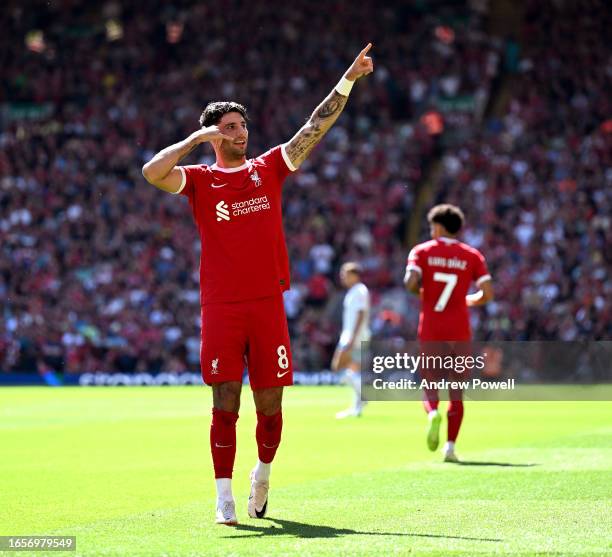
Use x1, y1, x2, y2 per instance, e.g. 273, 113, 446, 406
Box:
438, 237, 458, 244
210, 161, 250, 173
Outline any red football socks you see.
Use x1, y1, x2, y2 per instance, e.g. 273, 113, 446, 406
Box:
256, 410, 283, 464
210, 408, 239, 479
423, 393, 439, 414
447, 400, 464, 442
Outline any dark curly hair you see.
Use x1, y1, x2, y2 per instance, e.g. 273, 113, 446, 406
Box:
427, 203, 465, 235
199, 101, 248, 127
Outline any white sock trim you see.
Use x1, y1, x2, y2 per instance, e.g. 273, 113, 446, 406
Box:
215, 478, 233, 502
254, 460, 271, 482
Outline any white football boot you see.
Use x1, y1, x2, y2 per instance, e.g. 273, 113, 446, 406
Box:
443, 441, 459, 463
247, 470, 269, 518
215, 499, 238, 525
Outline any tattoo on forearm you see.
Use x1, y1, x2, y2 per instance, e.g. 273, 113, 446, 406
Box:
286, 90, 348, 165
286, 123, 322, 160
317, 98, 343, 118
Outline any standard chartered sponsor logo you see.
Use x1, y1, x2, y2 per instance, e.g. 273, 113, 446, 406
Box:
215, 196, 271, 222
216, 200, 230, 221
231, 196, 270, 216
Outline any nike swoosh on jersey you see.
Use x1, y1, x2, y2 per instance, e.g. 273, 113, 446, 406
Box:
276, 370, 291, 378
211, 183, 228, 188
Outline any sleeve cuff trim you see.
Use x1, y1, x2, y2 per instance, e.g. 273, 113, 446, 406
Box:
281, 144, 297, 172
173, 167, 187, 194
476, 274, 492, 286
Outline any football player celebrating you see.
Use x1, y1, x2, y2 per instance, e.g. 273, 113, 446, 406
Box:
404, 204, 493, 462
142, 44, 373, 524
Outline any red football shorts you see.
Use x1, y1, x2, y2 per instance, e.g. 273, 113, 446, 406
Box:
200, 294, 293, 389
419, 340, 473, 401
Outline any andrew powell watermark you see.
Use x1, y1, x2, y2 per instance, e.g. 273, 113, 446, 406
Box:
361, 341, 612, 401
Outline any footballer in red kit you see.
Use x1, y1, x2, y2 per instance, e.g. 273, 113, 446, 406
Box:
177, 146, 293, 307
404, 204, 493, 462
178, 146, 295, 390
142, 44, 374, 524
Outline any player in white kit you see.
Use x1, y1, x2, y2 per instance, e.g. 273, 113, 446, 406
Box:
331, 262, 371, 418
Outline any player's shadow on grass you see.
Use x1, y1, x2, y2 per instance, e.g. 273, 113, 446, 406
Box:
452, 460, 539, 467
223, 518, 502, 542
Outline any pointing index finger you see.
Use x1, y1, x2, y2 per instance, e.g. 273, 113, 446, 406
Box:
360, 42, 373, 58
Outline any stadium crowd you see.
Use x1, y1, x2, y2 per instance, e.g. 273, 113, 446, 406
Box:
430, 0, 611, 341
0, 0, 608, 375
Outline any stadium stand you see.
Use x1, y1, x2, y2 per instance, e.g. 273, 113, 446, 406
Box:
0, 0, 608, 374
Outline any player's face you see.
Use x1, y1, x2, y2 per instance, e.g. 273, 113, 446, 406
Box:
340, 269, 356, 288
217, 112, 248, 159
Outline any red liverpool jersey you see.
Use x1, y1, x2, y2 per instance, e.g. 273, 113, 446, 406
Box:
177, 145, 296, 304
406, 237, 490, 341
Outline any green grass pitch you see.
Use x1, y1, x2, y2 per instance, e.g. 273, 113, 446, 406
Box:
1, 386, 610, 556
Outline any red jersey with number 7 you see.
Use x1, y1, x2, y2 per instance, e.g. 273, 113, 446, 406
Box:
406, 237, 491, 341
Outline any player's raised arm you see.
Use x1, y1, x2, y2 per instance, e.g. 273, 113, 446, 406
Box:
284, 43, 374, 169
142, 126, 232, 193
